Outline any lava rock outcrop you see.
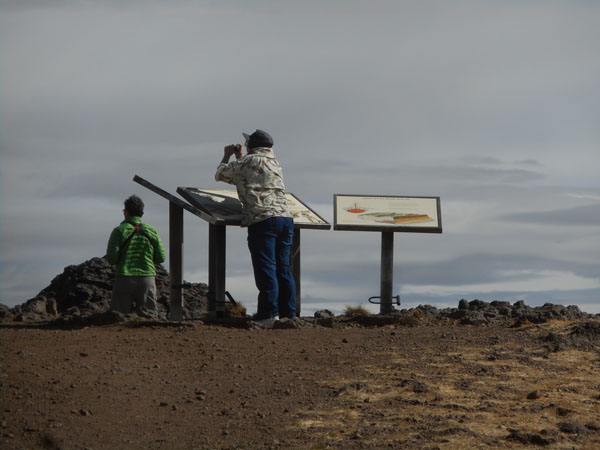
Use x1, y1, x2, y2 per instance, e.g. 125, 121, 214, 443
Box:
4, 257, 209, 322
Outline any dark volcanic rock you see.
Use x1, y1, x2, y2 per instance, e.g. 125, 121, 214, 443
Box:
543, 320, 600, 351
9, 257, 209, 323
507, 430, 553, 446
0, 303, 11, 320
5, 260, 593, 328
559, 422, 588, 435
442, 300, 590, 326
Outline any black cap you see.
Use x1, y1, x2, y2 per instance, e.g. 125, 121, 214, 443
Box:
243, 129, 273, 149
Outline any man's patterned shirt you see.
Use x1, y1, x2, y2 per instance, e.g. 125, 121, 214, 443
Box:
215, 147, 292, 226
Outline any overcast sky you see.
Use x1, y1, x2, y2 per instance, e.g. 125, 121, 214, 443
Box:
2, 0, 599, 315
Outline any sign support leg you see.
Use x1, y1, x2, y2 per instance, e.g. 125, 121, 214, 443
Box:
168, 202, 184, 321
380, 231, 395, 314
291, 228, 301, 317
208, 224, 226, 318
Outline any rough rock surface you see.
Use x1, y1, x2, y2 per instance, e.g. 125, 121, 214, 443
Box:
335, 299, 591, 329
2, 257, 210, 323
1, 256, 592, 329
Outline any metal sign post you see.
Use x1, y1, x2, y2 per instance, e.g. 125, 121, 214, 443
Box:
168, 201, 184, 321
133, 175, 222, 321
292, 228, 301, 316
380, 231, 395, 314
334, 194, 442, 314
208, 223, 227, 317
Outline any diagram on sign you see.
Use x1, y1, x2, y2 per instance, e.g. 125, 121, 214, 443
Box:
284, 195, 328, 225
182, 188, 244, 220
335, 195, 442, 232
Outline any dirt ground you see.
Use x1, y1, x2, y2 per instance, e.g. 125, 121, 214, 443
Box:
1, 319, 600, 449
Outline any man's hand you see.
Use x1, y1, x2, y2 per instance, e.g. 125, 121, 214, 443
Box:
224, 144, 237, 157
221, 144, 242, 164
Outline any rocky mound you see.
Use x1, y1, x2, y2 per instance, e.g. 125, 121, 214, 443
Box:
2, 257, 210, 322
543, 320, 600, 351
325, 298, 592, 329
1, 258, 594, 329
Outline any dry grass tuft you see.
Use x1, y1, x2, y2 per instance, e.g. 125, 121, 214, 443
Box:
344, 305, 371, 317
226, 301, 247, 318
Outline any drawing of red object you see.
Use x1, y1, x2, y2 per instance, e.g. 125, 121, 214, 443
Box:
345, 203, 366, 213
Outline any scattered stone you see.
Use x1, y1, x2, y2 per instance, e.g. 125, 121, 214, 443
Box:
468, 299, 489, 310
507, 430, 553, 446
314, 310, 334, 319
40, 433, 61, 449
585, 423, 600, 432
334, 382, 371, 396
273, 318, 305, 329
559, 422, 588, 435
0, 303, 12, 319
527, 391, 540, 400
460, 311, 487, 326
412, 382, 429, 393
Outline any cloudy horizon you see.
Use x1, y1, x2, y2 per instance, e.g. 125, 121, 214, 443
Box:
2, 0, 599, 315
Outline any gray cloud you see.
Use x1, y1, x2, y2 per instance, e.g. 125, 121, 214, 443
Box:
500, 203, 600, 227
2, 1, 599, 314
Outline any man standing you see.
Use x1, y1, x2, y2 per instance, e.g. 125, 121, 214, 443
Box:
106, 195, 166, 318
215, 129, 296, 328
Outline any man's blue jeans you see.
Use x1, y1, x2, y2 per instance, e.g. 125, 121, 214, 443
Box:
247, 217, 296, 320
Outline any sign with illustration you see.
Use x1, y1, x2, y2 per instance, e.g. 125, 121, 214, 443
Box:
177, 188, 244, 224
177, 188, 330, 229
334, 194, 442, 233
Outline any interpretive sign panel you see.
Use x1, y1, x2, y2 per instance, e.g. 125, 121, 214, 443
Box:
178, 188, 330, 229
334, 194, 442, 233
178, 188, 244, 224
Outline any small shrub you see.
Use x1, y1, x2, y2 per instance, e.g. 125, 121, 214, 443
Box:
226, 301, 247, 318
344, 305, 371, 317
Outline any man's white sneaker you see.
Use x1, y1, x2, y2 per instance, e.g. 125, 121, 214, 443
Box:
255, 316, 279, 329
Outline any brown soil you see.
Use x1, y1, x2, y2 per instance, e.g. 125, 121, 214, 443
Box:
1, 319, 600, 449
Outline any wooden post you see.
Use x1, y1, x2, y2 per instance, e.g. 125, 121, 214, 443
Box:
380, 231, 394, 314
208, 224, 227, 318
291, 228, 301, 317
168, 202, 184, 321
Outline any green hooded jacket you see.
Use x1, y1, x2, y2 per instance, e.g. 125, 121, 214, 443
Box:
106, 216, 166, 276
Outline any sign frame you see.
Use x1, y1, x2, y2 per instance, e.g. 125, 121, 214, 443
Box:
334, 194, 442, 233
178, 187, 331, 230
